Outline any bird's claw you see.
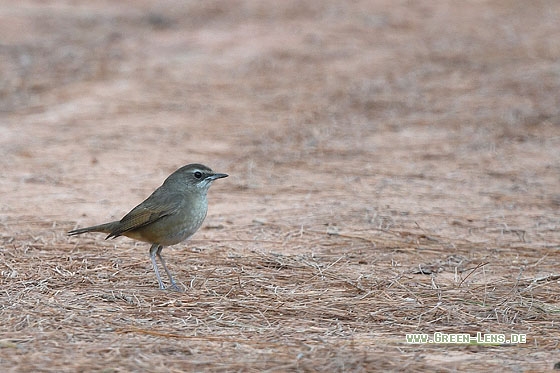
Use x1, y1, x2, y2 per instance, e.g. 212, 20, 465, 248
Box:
166, 283, 183, 292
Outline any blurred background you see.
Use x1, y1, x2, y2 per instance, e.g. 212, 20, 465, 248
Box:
1, 1, 559, 229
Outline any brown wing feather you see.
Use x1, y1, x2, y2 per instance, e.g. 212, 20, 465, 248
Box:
106, 191, 182, 239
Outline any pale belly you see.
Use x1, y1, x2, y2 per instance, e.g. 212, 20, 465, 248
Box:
123, 200, 208, 246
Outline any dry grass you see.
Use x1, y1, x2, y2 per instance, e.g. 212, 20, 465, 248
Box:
1, 0, 560, 371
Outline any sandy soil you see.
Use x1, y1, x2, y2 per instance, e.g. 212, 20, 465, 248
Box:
1, 0, 559, 371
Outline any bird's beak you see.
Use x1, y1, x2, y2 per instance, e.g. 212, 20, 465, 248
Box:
208, 173, 228, 180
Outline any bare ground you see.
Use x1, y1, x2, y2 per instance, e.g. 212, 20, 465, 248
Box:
1, 0, 559, 371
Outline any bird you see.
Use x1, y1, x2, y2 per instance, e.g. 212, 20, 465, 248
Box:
68, 163, 228, 290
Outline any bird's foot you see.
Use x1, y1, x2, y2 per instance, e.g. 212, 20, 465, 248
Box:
166, 282, 183, 292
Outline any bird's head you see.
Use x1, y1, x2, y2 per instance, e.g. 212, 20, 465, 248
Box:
166, 163, 228, 191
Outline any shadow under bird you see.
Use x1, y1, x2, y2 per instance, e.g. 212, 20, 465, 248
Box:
68, 163, 228, 290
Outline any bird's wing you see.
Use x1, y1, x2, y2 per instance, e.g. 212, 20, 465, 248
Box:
106, 191, 182, 239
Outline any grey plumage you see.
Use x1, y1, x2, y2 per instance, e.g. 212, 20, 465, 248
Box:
68, 163, 228, 290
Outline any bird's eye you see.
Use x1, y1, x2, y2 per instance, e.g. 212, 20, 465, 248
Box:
194, 171, 203, 179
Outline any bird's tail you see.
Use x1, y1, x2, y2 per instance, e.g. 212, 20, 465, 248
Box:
68, 222, 118, 237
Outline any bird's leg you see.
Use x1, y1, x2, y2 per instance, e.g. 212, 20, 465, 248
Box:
149, 243, 166, 290
156, 245, 181, 291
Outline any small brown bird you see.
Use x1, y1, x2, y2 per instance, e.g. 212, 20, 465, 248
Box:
68, 163, 228, 290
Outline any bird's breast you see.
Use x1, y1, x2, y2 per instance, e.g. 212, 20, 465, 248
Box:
126, 196, 208, 246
